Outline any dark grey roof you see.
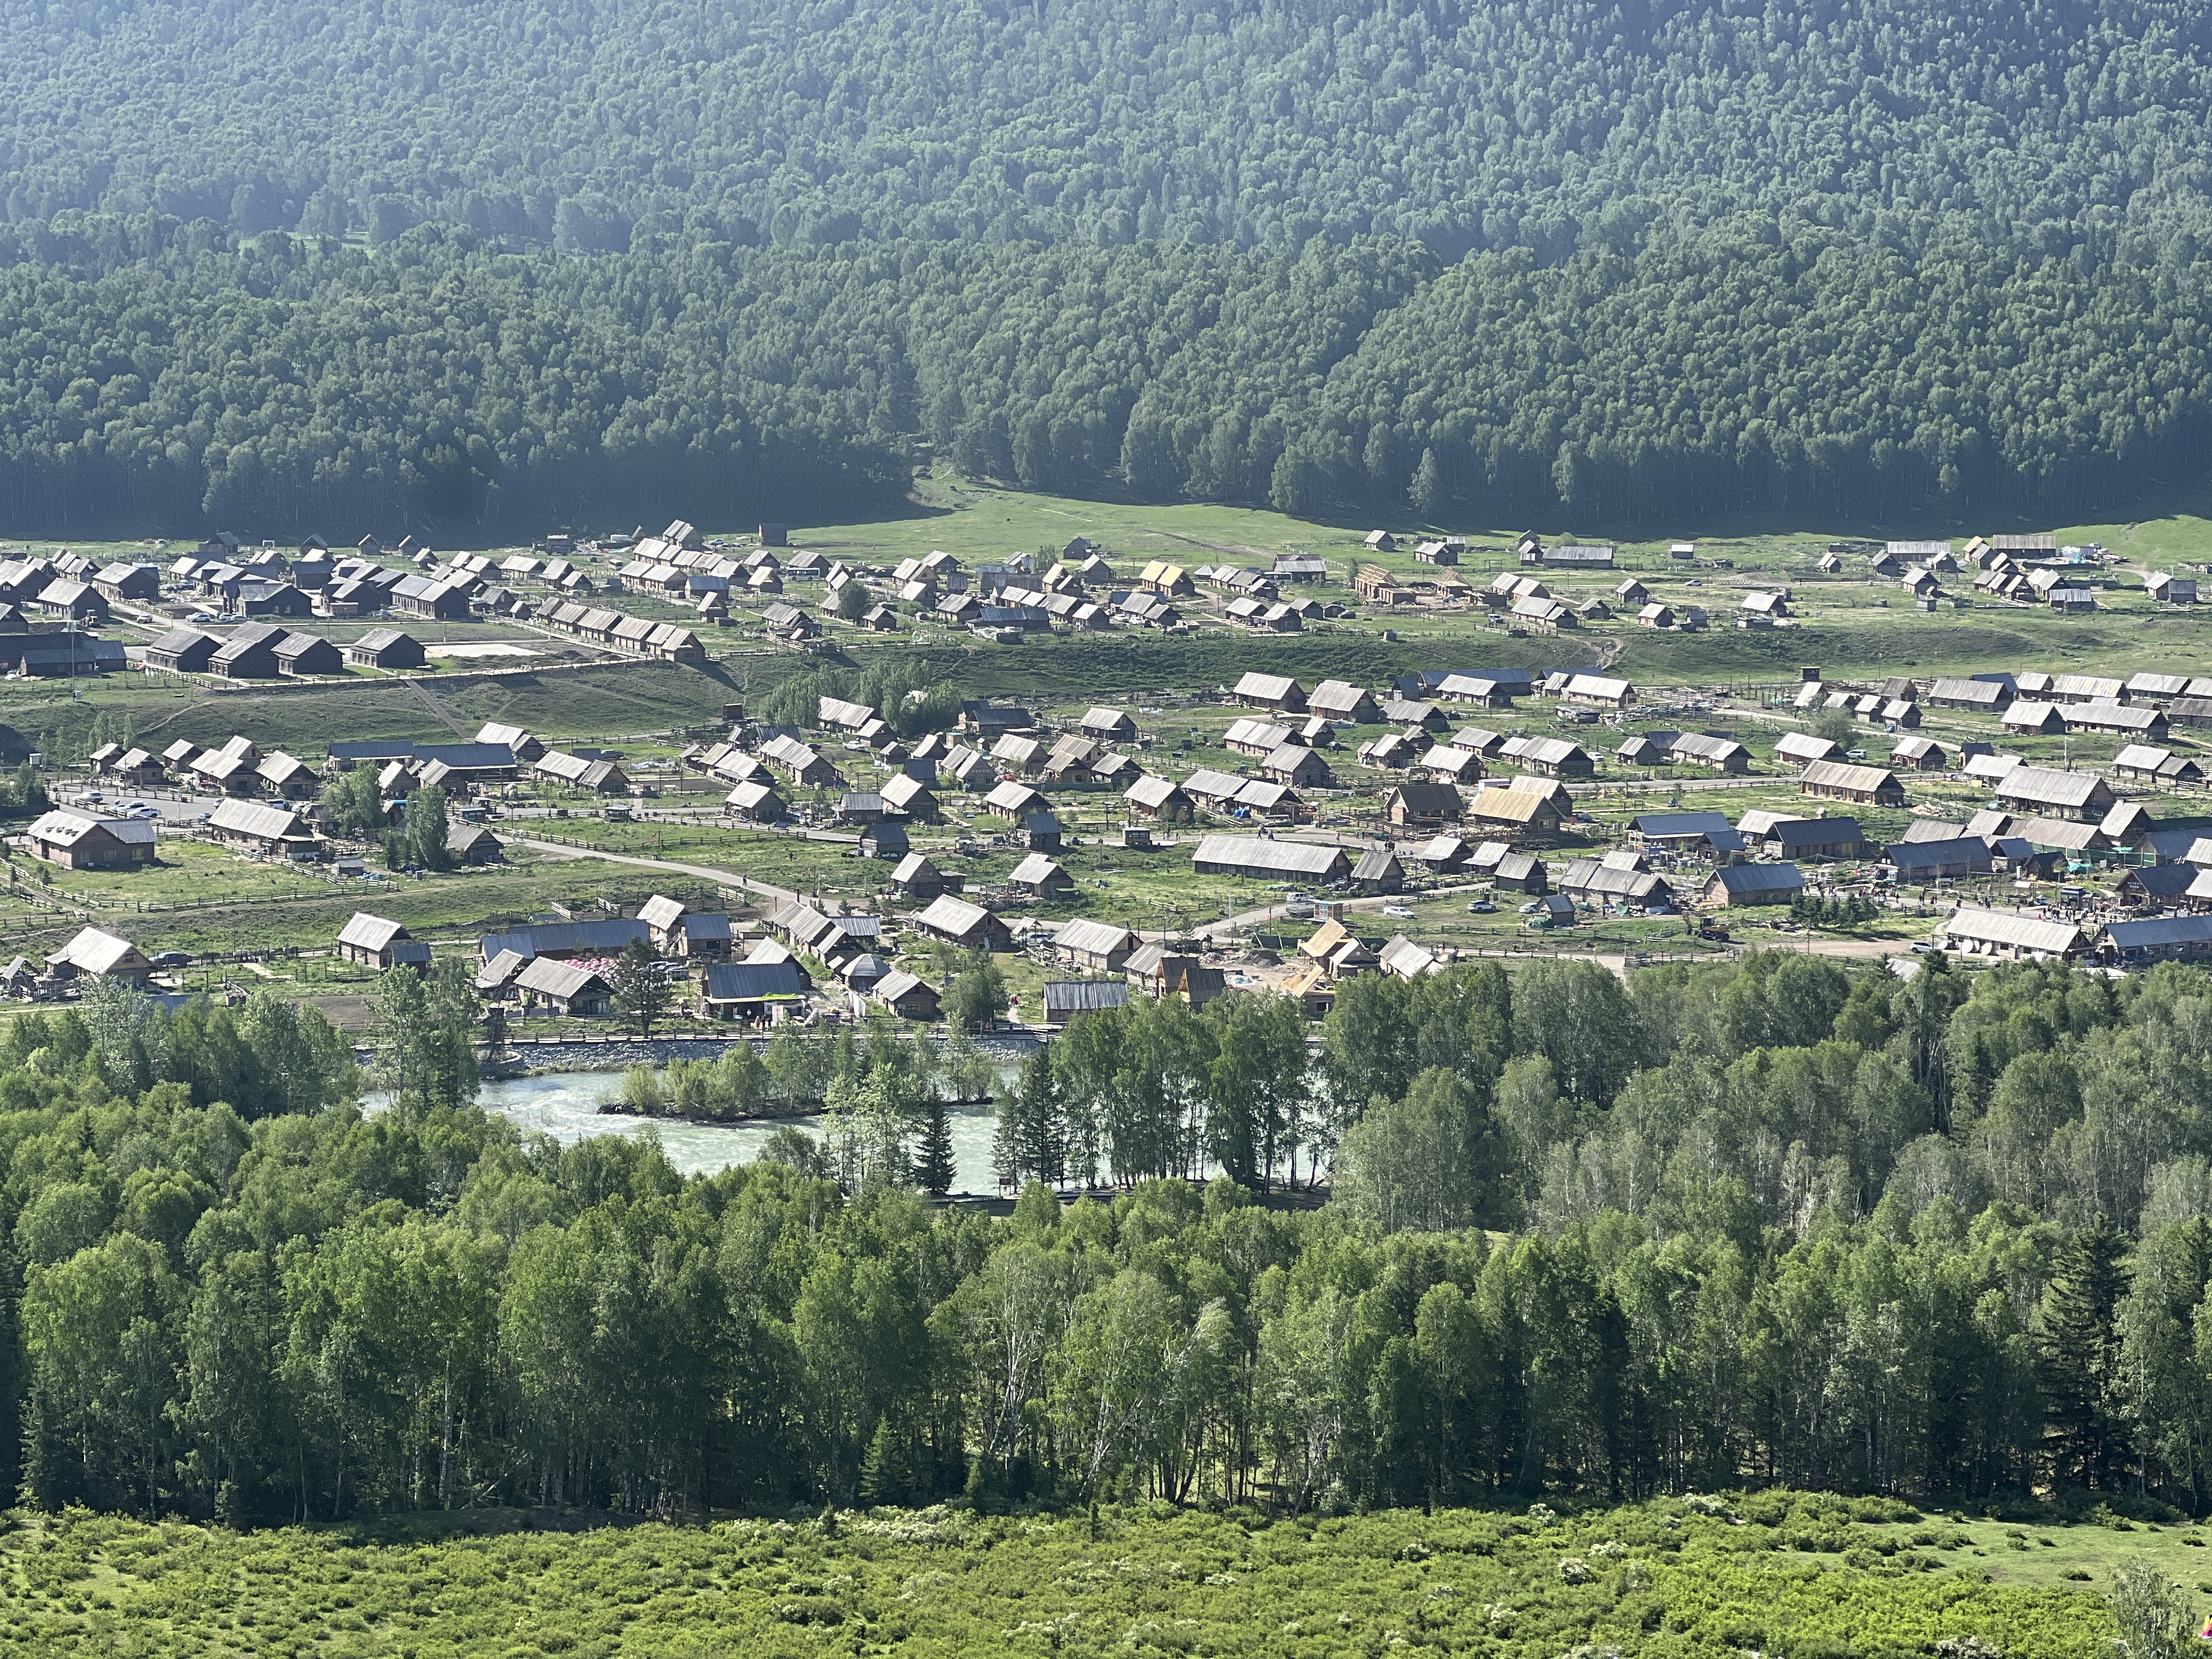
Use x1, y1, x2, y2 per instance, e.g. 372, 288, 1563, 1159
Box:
1707, 862, 1805, 894
1632, 811, 1732, 837
329, 739, 424, 763
414, 742, 517, 770
478, 918, 650, 962
2125, 864, 2197, 898
1767, 816, 1866, 849
704, 961, 807, 1001
1887, 837, 1992, 870
2103, 916, 2212, 952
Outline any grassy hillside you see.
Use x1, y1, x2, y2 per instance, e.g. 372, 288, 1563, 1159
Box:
0, 1496, 2169, 1658
3, 477, 2208, 764
0, 658, 761, 772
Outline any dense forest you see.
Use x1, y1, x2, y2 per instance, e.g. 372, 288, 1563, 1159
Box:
9, 1, 2212, 531
11, 950, 2212, 1526
4, 215, 2212, 533
8, 0, 2212, 262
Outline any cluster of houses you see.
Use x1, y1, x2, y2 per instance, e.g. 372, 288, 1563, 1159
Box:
41, 725, 522, 870
0, 552, 131, 675
0, 521, 720, 686
1850, 535, 2138, 614
730, 537, 1358, 645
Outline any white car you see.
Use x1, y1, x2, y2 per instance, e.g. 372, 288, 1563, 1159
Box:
1383, 905, 1415, 919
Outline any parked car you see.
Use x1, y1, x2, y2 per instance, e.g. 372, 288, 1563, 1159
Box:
1383, 905, 1415, 919
149, 951, 190, 968
1467, 900, 1496, 913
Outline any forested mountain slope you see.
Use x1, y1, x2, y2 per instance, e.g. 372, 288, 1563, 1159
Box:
4, 0, 2212, 259
3, 218, 2208, 534
10, 1, 2212, 533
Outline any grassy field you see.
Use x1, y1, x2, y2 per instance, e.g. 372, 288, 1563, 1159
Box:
0, 838, 737, 972
0, 656, 757, 774
0, 1492, 2186, 1658
769, 466, 2212, 686
12, 475, 2209, 769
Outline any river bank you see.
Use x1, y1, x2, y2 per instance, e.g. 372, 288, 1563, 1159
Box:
592, 1093, 997, 1126
468, 1030, 1045, 1077
375, 1071, 1013, 1188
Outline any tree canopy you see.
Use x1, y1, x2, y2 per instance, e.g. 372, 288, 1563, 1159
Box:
4, 216, 2212, 534
8, 0, 2212, 263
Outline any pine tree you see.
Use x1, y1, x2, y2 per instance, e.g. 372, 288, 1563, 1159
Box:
2039, 1212, 2132, 1490
916, 1096, 956, 1197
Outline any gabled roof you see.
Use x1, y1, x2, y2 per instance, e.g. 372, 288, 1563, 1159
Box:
1938, 906, 2085, 955
208, 799, 308, 842
1994, 766, 2107, 810
639, 894, 688, 933
1056, 918, 1137, 956
26, 808, 155, 848
703, 961, 807, 1002
1232, 672, 1302, 702
1351, 849, 1402, 881
2102, 916, 2212, 953
1124, 775, 1188, 810
1671, 733, 1748, 764
49, 926, 144, 975
337, 912, 409, 953
872, 969, 937, 1007
1043, 980, 1131, 1017
1766, 816, 1866, 849
1706, 862, 1805, 895
1888, 836, 1992, 870
915, 894, 995, 938
1377, 935, 1438, 978
516, 957, 610, 1000
479, 917, 649, 962
1464, 787, 1562, 825
1388, 781, 1463, 812
1190, 835, 1348, 877
1008, 853, 1067, 886
1800, 760, 1901, 794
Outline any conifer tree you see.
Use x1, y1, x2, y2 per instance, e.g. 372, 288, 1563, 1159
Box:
2039, 1212, 2132, 1489
916, 1097, 956, 1197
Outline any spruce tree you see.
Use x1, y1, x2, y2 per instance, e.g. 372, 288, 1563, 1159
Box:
859, 1416, 906, 1508
1012, 1051, 1065, 1187
2038, 1212, 2132, 1489
917, 1096, 956, 1197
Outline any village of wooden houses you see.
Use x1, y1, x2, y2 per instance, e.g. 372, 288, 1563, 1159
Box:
2, 516, 2209, 1155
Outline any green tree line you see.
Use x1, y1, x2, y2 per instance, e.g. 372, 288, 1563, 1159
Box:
4, 213, 2210, 535
10, 953, 2212, 1524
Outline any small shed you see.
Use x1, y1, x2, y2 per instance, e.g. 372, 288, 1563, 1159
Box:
1351, 849, 1404, 894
